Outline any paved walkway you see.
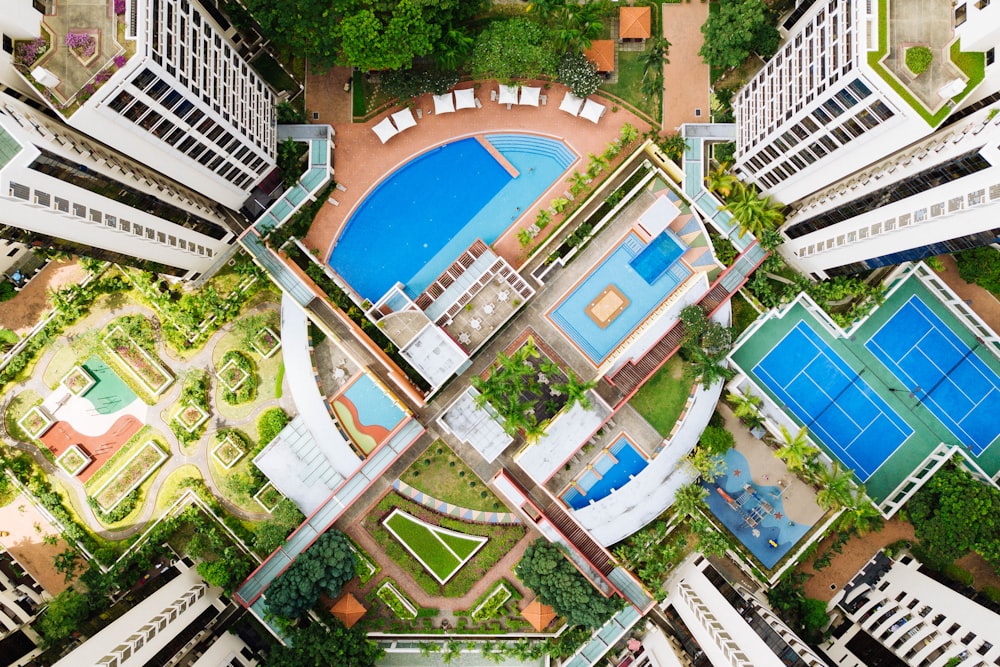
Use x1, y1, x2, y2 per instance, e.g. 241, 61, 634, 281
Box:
3, 297, 293, 544
662, 1, 712, 131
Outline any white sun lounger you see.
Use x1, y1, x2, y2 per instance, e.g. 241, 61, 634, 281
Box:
433, 93, 455, 114
559, 91, 585, 116
519, 86, 541, 106
391, 107, 417, 132
580, 98, 607, 124
498, 84, 519, 109
454, 87, 477, 110
372, 117, 398, 144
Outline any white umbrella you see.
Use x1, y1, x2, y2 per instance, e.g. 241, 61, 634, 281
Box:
580, 99, 607, 124
454, 88, 477, 110
498, 84, 519, 107
519, 86, 541, 106
391, 107, 417, 132
433, 93, 455, 114
559, 91, 585, 116
372, 117, 398, 144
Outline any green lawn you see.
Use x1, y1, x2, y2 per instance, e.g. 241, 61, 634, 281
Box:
383, 509, 486, 582
629, 355, 695, 438
402, 441, 506, 512
600, 50, 661, 123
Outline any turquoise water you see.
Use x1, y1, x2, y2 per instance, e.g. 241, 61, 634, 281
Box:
563, 437, 648, 510
549, 232, 691, 363
82, 357, 137, 415
702, 449, 812, 569
329, 134, 574, 302
341, 373, 405, 431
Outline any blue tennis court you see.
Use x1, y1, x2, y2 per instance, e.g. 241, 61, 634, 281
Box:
865, 296, 1000, 455
753, 321, 913, 480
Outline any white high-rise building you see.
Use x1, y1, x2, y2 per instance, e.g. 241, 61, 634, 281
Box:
0, 90, 241, 279
825, 551, 1000, 666
2, 0, 277, 211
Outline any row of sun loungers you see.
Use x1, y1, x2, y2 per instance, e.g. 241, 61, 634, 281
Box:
559, 92, 607, 124
491, 84, 546, 109
373, 88, 482, 143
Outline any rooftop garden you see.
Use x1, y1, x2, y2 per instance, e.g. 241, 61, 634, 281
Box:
401, 441, 506, 512
867, 0, 985, 126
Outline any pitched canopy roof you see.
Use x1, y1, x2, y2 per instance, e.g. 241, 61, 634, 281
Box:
330, 592, 367, 628
585, 40, 616, 73
522, 599, 557, 631
619, 6, 651, 39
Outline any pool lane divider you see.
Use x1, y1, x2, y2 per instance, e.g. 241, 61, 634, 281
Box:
392, 479, 522, 524
475, 135, 520, 178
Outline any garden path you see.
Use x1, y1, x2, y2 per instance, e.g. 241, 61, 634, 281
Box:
4, 299, 292, 547
662, 1, 712, 131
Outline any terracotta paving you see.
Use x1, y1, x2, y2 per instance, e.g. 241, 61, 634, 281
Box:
0, 493, 77, 595
662, 1, 712, 131
38, 414, 142, 483
0, 260, 87, 335
303, 74, 652, 286
933, 253, 1000, 335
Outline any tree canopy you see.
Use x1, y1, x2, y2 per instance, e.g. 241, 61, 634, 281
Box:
471, 18, 560, 82
515, 540, 619, 628
243, 0, 484, 71
699, 0, 780, 70
36, 589, 91, 646
265, 530, 357, 618
262, 618, 382, 667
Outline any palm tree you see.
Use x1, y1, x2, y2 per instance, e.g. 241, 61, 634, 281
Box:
727, 386, 762, 422
706, 163, 739, 199
639, 36, 671, 77
552, 2, 604, 50
535, 209, 552, 229
435, 29, 474, 71
525, 0, 565, 18
688, 447, 726, 483
685, 348, 735, 389
587, 152, 609, 178
618, 123, 639, 148
553, 371, 597, 411
568, 170, 590, 192
815, 461, 855, 511
722, 182, 785, 239
673, 483, 708, 518
776, 425, 817, 472
837, 487, 884, 536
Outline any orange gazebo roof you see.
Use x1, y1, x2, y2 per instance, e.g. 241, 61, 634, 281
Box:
620, 6, 652, 39
330, 592, 367, 628
585, 40, 616, 73
522, 599, 557, 631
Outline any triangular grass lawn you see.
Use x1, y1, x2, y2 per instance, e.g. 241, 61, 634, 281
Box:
383, 509, 487, 583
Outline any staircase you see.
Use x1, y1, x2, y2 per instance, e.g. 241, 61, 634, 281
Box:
542, 501, 615, 576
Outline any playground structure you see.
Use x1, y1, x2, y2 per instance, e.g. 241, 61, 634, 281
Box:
716, 484, 776, 529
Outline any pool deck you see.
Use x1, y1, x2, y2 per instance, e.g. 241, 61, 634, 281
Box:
303, 77, 652, 271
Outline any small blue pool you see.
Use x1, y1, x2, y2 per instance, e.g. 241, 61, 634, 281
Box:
630, 231, 685, 284
549, 232, 691, 363
701, 449, 813, 569
563, 437, 648, 510
340, 373, 405, 432
329, 134, 574, 302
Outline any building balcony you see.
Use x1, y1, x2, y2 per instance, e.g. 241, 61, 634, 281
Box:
868, 0, 985, 127
11, 0, 135, 118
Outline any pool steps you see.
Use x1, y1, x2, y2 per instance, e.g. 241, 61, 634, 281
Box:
475, 136, 520, 177
486, 134, 576, 171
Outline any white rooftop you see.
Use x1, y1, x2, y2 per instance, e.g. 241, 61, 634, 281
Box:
400, 324, 469, 389
515, 391, 613, 484
636, 193, 682, 238
438, 387, 512, 463
253, 415, 346, 514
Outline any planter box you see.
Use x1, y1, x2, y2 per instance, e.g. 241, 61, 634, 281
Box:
18, 405, 53, 439
470, 582, 512, 622
253, 482, 282, 512
251, 326, 281, 358
211, 435, 244, 469
217, 358, 249, 391
90, 441, 167, 512
174, 402, 209, 433
60, 365, 95, 396
56, 444, 91, 476
103, 325, 173, 395
377, 580, 417, 620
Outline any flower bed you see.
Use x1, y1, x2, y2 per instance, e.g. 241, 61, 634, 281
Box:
211, 435, 244, 469
470, 581, 512, 622
174, 401, 208, 433
348, 540, 380, 585
56, 445, 91, 476
103, 325, 173, 395
252, 326, 281, 358
61, 365, 95, 396
377, 579, 418, 620
253, 482, 282, 512
18, 405, 53, 439
217, 358, 249, 390
91, 440, 167, 512
65, 30, 99, 66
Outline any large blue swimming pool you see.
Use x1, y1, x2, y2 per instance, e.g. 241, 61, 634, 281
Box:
562, 437, 648, 510
329, 135, 574, 302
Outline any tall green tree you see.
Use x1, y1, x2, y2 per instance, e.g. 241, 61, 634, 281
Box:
515, 540, 619, 628
265, 530, 357, 618
673, 482, 709, 517
707, 163, 739, 199
36, 589, 91, 646
727, 386, 762, 423
685, 348, 736, 389
263, 618, 383, 667
776, 425, 818, 472
699, 0, 781, 70
814, 461, 855, 511
722, 182, 785, 238
471, 18, 559, 82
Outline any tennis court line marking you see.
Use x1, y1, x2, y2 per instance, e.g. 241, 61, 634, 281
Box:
865, 296, 1000, 453
752, 321, 912, 480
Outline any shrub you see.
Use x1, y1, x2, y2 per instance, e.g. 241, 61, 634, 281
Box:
906, 46, 933, 75
16, 38, 47, 67
257, 407, 290, 446
65, 32, 96, 57
557, 51, 602, 98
